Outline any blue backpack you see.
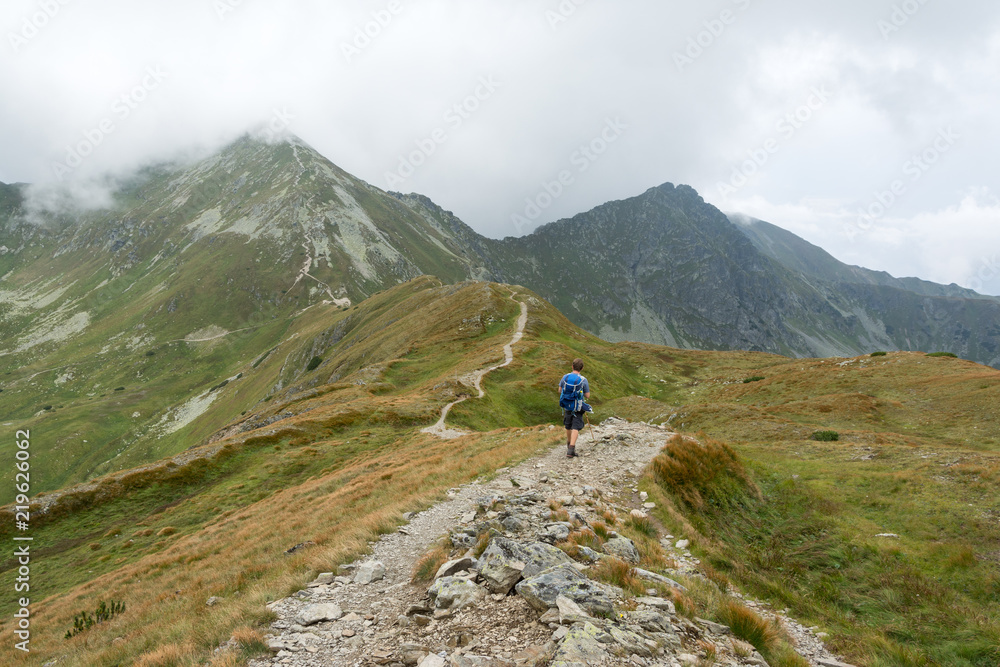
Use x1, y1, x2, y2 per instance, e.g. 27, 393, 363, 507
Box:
559, 375, 590, 413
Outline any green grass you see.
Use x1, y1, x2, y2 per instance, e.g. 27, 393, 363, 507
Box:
645, 428, 1000, 666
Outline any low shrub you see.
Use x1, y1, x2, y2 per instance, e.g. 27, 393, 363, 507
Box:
306, 356, 323, 371
811, 430, 839, 442
743, 376, 766, 383
65, 600, 126, 639
870, 351, 887, 357
927, 351, 958, 358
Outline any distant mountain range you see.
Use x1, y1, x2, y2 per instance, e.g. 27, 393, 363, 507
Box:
3, 135, 999, 405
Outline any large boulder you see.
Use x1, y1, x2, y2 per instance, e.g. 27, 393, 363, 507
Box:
479, 538, 573, 594
601, 537, 640, 564
514, 564, 614, 616
427, 577, 486, 611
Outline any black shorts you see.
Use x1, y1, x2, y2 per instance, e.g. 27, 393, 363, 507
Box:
563, 410, 585, 431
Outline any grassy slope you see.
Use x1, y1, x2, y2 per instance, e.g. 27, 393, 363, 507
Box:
620, 353, 1000, 667
1, 279, 998, 665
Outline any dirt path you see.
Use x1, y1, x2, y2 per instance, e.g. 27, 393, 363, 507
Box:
421, 293, 529, 439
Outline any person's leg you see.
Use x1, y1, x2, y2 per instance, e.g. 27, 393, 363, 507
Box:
563, 410, 574, 452
569, 429, 579, 447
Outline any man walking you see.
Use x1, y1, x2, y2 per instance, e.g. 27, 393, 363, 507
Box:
559, 358, 591, 458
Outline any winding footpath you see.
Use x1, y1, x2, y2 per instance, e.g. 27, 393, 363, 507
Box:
422, 293, 529, 439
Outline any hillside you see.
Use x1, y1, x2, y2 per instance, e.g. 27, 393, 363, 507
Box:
0, 136, 489, 494
1, 279, 997, 666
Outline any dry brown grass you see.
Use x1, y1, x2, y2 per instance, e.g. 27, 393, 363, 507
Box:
0, 426, 561, 666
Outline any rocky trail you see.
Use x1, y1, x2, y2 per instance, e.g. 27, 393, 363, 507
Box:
245, 419, 856, 667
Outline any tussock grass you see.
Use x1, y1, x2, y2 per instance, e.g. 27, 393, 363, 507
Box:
550, 508, 570, 522
716, 598, 781, 654
625, 513, 657, 538
591, 521, 612, 540
649, 434, 760, 515
412, 540, 452, 583
232, 626, 269, 661
472, 531, 492, 558
589, 557, 646, 597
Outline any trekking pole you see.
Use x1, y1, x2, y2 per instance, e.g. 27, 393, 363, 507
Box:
585, 411, 596, 444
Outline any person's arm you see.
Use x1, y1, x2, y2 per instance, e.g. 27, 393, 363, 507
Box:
583, 378, 590, 399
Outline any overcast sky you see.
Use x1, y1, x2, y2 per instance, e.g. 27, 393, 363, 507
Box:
2, 0, 999, 293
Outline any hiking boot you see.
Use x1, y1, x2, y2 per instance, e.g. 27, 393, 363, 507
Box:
567, 449, 578, 458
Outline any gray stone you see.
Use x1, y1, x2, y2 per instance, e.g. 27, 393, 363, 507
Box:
515, 564, 614, 616
817, 660, 858, 667
294, 603, 343, 626
478, 537, 573, 594
626, 609, 675, 634
551, 622, 610, 666
556, 595, 594, 624
427, 577, 486, 611
609, 626, 654, 657
538, 522, 573, 544
575, 546, 604, 563
635, 567, 685, 590
501, 514, 527, 532
354, 560, 386, 585
695, 617, 732, 635
602, 537, 640, 564
434, 557, 478, 580
635, 596, 676, 614
308, 572, 335, 587
675, 539, 690, 549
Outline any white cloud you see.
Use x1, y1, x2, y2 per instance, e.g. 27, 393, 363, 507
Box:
1, 0, 998, 292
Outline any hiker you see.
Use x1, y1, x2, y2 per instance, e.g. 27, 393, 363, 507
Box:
559, 358, 592, 458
